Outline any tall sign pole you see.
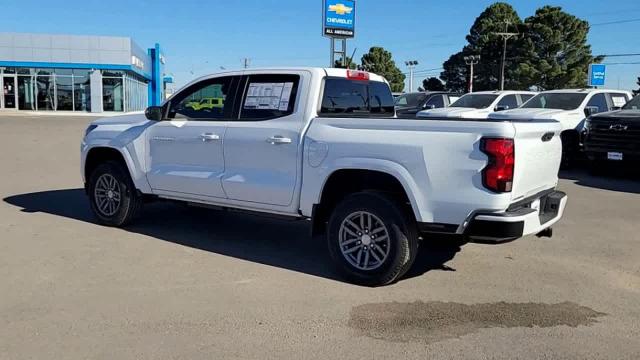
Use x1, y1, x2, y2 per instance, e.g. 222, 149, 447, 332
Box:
323, 0, 356, 67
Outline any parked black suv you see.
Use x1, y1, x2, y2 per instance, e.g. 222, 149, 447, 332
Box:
395, 92, 461, 118
583, 95, 640, 168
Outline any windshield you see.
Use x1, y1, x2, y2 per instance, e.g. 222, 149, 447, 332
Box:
395, 93, 428, 107
623, 96, 640, 110
521, 93, 588, 110
450, 94, 499, 109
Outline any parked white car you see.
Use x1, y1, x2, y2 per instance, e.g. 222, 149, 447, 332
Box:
81, 68, 567, 286
416, 90, 537, 119
489, 89, 633, 164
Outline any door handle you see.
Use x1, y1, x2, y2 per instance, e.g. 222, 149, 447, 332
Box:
266, 135, 292, 145
200, 133, 221, 142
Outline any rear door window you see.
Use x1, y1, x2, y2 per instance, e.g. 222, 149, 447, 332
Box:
320, 78, 394, 117
239, 74, 300, 121
425, 95, 445, 109
497, 95, 518, 110
586, 93, 608, 113
519, 94, 534, 104
608, 93, 629, 109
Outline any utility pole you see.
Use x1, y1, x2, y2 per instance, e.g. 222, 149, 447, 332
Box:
405, 60, 418, 92
463, 55, 480, 93
494, 20, 519, 91
243, 58, 251, 69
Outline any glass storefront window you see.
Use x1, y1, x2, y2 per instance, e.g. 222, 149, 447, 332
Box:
18, 75, 36, 110
103, 77, 123, 112
36, 75, 55, 111
74, 75, 91, 112
55, 69, 73, 76
73, 69, 91, 78
56, 75, 73, 111
102, 70, 124, 77
4, 67, 147, 112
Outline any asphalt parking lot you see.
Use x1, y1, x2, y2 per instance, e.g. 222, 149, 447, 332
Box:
1, 114, 639, 360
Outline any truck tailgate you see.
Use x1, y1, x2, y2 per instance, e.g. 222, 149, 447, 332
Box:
511, 121, 563, 201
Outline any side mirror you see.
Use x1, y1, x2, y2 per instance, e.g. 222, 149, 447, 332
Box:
584, 106, 599, 117
145, 106, 164, 121
423, 103, 436, 109
495, 105, 509, 111
611, 106, 622, 111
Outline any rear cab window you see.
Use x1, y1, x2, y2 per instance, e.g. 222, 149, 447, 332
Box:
320, 77, 395, 117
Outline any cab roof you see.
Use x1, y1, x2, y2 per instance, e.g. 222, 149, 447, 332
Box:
538, 88, 629, 94
465, 90, 537, 95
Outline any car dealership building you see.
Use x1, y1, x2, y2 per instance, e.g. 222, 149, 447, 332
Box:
0, 32, 166, 113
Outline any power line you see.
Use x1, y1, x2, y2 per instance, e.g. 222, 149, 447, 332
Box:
603, 62, 640, 65
591, 18, 640, 26
600, 53, 640, 57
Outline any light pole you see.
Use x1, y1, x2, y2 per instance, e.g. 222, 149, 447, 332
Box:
463, 55, 480, 93
405, 60, 418, 92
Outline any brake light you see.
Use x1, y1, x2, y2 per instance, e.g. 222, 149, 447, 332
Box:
346, 70, 369, 81
481, 138, 514, 193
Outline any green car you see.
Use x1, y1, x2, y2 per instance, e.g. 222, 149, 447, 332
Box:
186, 97, 224, 111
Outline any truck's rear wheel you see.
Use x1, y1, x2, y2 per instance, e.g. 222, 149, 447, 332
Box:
327, 192, 418, 286
88, 161, 142, 227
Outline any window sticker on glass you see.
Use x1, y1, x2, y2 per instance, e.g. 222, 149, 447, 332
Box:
611, 96, 627, 108
244, 82, 294, 110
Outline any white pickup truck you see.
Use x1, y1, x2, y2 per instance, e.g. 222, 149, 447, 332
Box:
489, 89, 633, 165
81, 67, 567, 286
416, 90, 536, 119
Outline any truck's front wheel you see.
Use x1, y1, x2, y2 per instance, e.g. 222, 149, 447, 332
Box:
88, 161, 142, 227
327, 192, 418, 286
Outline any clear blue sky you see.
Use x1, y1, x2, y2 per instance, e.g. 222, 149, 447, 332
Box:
3, 0, 639, 91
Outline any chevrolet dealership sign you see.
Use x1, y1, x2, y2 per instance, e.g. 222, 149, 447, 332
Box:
323, 0, 356, 38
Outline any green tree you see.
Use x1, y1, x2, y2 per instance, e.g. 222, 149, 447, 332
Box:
419, 77, 446, 91
441, 52, 468, 92
360, 47, 406, 92
514, 6, 601, 90
334, 57, 357, 69
441, 2, 524, 91
633, 77, 640, 97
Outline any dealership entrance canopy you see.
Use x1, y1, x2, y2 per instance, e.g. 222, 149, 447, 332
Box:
0, 32, 167, 113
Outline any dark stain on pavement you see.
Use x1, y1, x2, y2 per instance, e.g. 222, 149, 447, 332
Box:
349, 301, 606, 344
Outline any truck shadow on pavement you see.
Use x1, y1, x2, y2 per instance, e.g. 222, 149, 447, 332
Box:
559, 168, 640, 194
3, 189, 461, 285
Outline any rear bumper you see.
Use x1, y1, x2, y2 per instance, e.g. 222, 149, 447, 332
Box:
585, 149, 640, 163
465, 191, 568, 243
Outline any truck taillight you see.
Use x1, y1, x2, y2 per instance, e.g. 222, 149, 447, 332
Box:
481, 138, 514, 193
346, 70, 370, 81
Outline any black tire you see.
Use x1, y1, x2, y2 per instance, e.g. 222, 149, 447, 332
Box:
87, 161, 143, 227
327, 192, 419, 287
560, 131, 578, 169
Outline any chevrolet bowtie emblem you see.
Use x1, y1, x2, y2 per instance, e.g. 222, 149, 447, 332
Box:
609, 124, 628, 131
329, 3, 353, 15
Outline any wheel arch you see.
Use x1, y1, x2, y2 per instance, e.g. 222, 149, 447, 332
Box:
84, 146, 142, 193
311, 167, 422, 238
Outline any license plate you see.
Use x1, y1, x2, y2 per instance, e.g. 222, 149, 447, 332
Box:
607, 152, 623, 161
